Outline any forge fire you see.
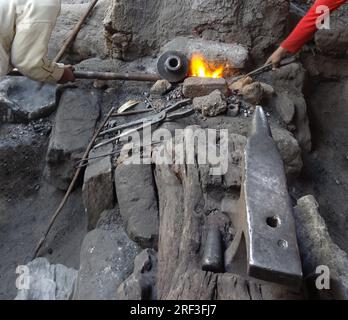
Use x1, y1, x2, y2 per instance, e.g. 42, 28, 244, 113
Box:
189, 54, 225, 79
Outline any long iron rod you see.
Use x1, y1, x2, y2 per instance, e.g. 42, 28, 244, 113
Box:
53, 0, 99, 63
73, 70, 161, 82
32, 104, 116, 260
8, 70, 161, 82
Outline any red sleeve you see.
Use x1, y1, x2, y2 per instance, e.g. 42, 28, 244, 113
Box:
281, 0, 347, 53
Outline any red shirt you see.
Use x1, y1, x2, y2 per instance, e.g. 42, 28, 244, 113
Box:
281, 0, 347, 53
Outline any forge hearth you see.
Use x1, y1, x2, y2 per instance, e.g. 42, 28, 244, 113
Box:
183, 77, 229, 98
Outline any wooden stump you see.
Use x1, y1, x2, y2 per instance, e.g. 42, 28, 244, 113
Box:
153, 126, 304, 300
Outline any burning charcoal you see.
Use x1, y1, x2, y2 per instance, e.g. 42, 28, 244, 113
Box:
183, 77, 229, 98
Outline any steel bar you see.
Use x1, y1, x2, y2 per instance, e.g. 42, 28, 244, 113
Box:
8, 70, 161, 83
75, 140, 163, 168
73, 71, 161, 82
202, 226, 223, 273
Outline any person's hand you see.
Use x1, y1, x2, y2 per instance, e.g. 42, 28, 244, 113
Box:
58, 65, 75, 84
265, 46, 289, 70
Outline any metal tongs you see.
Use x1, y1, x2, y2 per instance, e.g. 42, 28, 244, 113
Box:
94, 99, 193, 149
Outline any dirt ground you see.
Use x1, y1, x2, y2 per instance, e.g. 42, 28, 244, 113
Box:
0, 122, 87, 300
298, 79, 348, 253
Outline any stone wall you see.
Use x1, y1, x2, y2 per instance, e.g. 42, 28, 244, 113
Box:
103, 0, 290, 62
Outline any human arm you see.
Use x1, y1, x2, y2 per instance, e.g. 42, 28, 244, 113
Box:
266, 0, 347, 68
10, 0, 75, 83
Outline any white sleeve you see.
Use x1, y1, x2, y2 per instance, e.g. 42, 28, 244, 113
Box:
11, 0, 64, 83
0, 43, 11, 77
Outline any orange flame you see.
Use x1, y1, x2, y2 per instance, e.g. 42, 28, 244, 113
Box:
189, 53, 224, 78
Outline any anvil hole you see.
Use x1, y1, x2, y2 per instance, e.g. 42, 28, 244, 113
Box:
266, 216, 281, 228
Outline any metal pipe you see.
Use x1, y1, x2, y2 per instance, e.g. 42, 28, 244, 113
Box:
73, 70, 161, 82
8, 70, 161, 82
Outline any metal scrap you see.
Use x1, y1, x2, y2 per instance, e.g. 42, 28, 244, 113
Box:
117, 100, 141, 114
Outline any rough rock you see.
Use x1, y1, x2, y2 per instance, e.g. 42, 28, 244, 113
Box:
303, 54, 348, 79
261, 63, 312, 151
183, 77, 229, 98
74, 213, 141, 300
240, 82, 264, 105
45, 88, 100, 190
161, 37, 248, 70
104, 0, 289, 62
49, 0, 109, 62
272, 127, 303, 179
303, 71, 348, 252
294, 195, 348, 299
315, 9, 348, 57
315, 28, 348, 57
193, 90, 228, 117
150, 80, 173, 96
273, 92, 296, 124
15, 258, 77, 300
117, 249, 157, 300
115, 156, 159, 249
96, 209, 120, 230
0, 76, 57, 123
260, 82, 275, 98
229, 76, 253, 92
82, 143, 115, 230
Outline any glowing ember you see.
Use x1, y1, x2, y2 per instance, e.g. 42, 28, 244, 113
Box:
189, 53, 225, 79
